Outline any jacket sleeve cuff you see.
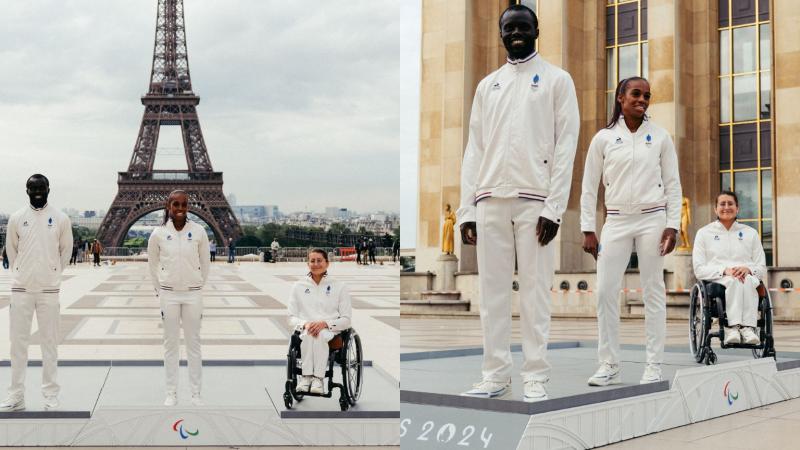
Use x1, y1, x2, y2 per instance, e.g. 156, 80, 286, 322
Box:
456, 205, 476, 226
540, 205, 562, 225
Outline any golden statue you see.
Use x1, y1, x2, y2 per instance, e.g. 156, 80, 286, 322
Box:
442, 203, 456, 254
677, 196, 692, 250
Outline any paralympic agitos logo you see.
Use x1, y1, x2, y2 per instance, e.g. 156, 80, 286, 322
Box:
723, 381, 739, 406
172, 419, 199, 439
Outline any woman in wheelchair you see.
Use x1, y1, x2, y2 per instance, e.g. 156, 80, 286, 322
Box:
692, 191, 767, 346
287, 249, 352, 395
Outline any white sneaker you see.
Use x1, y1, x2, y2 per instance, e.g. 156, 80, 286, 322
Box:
43, 395, 59, 411
741, 327, 760, 345
588, 362, 621, 386
309, 377, 324, 394
0, 396, 25, 412
724, 326, 741, 346
191, 393, 204, 406
163, 392, 177, 407
640, 364, 663, 384
460, 379, 510, 398
523, 380, 548, 402
297, 375, 313, 392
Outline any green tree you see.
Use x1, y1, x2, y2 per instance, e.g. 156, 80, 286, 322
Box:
328, 222, 352, 235
123, 237, 148, 248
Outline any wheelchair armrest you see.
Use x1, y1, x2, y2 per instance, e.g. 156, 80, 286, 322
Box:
757, 283, 767, 298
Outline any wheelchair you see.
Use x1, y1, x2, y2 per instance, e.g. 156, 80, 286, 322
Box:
283, 328, 363, 411
689, 280, 776, 365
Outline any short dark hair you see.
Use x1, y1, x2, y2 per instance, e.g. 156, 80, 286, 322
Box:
27, 173, 50, 187
715, 190, 739, 206
499, 4, 538, 30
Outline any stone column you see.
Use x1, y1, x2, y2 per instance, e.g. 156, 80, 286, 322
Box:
773, 0, 800, 266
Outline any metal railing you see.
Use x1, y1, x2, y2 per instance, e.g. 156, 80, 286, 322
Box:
96, 246, 396, 262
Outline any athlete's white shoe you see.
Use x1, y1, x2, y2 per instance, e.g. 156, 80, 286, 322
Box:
43, 395, 59, 411
0, 396, 25, 412
163, 392, 177, 407
460, 379, 511, 398
523, 380, 548, 402
191, 393, 204, 406
309, 377, 324, 394
741, 327, 760, 345
640, 364, 663, 384
724, 326, 741, 346
297, 375, 313, 392
588, 362, 621, 386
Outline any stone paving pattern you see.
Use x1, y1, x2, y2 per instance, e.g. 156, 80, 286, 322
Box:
0, 260, 399, 381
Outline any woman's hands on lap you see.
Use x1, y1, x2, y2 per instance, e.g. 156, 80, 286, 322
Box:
305, 320, 329, 337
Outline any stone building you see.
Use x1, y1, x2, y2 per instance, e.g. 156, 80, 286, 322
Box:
405, 0, 800, 320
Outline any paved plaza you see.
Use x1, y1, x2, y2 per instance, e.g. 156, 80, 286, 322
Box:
0, 260, 399, 381
403, 316, 800, 449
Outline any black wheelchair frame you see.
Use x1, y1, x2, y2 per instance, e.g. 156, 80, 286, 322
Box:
689, 280, 776, 365
283, 328, 363, 411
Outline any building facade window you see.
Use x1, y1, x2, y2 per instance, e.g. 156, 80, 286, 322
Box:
606, 0, 648, 121
719, 0, 772, 265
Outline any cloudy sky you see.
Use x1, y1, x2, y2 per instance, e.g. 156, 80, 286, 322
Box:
399, 0, 420, 247
0, 0, 399, 216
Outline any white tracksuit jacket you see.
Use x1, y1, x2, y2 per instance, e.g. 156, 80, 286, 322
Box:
692, 220, 766, 282
693, 220, 766, 327
288, 275, 352, 332
580, 118, 682, 233
147, 220, 210, 292
457, 52, 580, 226
288, 275, 352, 379
6, 204, 73, 292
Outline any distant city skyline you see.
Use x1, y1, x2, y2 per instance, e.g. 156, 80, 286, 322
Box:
0, 1, 399, 216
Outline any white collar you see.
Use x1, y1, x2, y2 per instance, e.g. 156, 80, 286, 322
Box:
506, 51, 537, 65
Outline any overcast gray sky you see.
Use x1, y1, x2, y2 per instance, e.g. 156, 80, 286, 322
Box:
399, 0, 420, 247
0, 0, 399, 215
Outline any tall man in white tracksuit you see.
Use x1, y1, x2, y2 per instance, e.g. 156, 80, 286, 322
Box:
581, 77, 682, 385
0, 174, 73, 412
457, 4, 579, 402
147, 190, 210, 406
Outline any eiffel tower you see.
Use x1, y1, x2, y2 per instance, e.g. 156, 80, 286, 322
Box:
96, 0, 240, 246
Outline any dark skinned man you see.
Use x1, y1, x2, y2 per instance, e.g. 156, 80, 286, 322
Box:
458, 5, 579, 402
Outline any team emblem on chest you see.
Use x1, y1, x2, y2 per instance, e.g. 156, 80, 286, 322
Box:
645, 134, 653, 146
530, 74, 540, 89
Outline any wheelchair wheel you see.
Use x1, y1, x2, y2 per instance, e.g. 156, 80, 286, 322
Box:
283, 390, 293, 409
341, 331, 364, 406
752, 294, 776, 359
689, 283, 707, 363
287, 344, 305, 402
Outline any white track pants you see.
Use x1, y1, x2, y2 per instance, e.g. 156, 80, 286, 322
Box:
300, 331, 335, 378
718, 275, 760, 327
160, 290, 203, 395
8, 292, 60, 399
476, 198, 554, 383
596, 212, 667, 365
